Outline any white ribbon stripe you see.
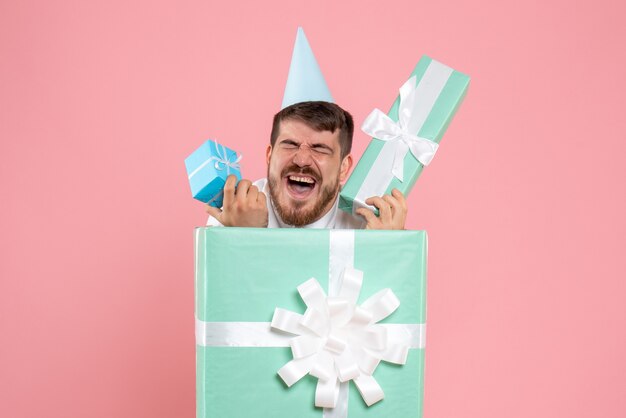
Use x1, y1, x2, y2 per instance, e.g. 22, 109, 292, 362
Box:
195, 319, 424, 350
196, 321, 291, 347
270, 267, 416, 409
188, 141, 242, 180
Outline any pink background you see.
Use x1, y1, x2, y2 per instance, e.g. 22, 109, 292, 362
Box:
1, 0, 625, 417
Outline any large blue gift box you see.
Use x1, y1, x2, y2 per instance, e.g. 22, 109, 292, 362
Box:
195, 228, 428, 418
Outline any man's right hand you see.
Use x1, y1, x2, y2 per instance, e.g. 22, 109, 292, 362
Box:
205, 175, 269, 227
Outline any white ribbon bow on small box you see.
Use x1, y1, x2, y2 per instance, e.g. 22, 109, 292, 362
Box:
187, 141, 242, 180
208, 142, 242, 174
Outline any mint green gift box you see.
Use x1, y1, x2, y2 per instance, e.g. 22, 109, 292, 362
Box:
339, 55, 470, 214
195, 227, 428, 418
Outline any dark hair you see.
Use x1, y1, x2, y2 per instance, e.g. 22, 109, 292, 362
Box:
270, 101, 354, 159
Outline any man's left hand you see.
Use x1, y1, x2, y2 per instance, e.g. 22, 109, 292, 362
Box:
355, 188, 407, 230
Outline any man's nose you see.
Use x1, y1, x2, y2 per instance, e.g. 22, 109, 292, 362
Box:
292, 145, 313, 167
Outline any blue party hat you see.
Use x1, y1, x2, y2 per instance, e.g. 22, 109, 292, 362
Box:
281, 27, 334, 109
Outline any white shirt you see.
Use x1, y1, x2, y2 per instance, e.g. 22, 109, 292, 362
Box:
206, 178, 365, 229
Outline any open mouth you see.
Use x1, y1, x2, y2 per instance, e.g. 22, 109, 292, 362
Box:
285, 174, 317, 199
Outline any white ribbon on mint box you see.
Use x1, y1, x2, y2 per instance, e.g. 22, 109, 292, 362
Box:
195, 230, 426, 418
354, 59, 453, 212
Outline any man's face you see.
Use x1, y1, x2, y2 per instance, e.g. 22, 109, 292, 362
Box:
266, 119, 352, 226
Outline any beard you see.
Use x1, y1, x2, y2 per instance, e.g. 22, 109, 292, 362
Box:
268, 164, 340, 227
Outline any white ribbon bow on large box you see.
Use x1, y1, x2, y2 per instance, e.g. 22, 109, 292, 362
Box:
271, 267, 412, 409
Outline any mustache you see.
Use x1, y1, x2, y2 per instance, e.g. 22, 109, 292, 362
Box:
281, 165, 321, 182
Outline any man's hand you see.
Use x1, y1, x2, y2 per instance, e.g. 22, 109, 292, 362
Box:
355, 188, 407, 230
205, 175, 268, 227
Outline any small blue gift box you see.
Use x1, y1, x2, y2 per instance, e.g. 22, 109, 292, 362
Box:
185, 139, 242, 207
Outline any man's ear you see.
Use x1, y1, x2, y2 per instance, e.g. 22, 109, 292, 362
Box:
266, 145, 273, 165
339, 154, 353, 183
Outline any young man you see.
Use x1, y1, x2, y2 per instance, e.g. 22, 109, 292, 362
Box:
206, 101, 407, 230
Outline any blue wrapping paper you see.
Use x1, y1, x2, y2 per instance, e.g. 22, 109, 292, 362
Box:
185, 139, 242, 207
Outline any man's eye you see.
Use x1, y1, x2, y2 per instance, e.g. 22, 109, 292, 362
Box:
312, 147, 332, 155
281, 142, 298, 149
